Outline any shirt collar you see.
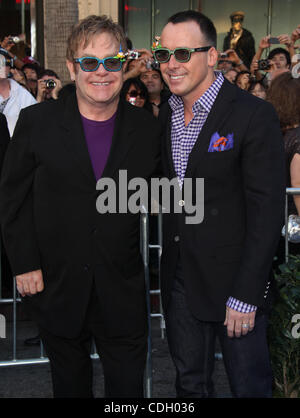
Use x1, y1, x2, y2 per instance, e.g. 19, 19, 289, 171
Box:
168, 71, 224, 114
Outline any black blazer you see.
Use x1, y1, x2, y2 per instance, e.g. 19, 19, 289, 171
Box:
0, 113, 10, 171
159, 79, 286, 322
0, 93, 161, 338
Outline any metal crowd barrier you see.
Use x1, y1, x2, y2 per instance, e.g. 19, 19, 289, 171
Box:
0, 210, 165, 398
3, 184, 294, 397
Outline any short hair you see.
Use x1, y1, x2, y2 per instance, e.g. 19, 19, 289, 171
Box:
40, 69, 59, 79
167, 10, 217, 48
66, 15, 127, 62
267, 72, 300, 130
248, 79, 266, 93
22, 63, 41, 77
268, 47, 291, 67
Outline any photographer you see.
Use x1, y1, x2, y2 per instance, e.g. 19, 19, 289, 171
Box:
218, 49, 249, 72
123, 48, 153, 81
36, 69, 62, 102
22, 63, 41, 98
0, 35, 24, 70
0, 48, 36, 136
251, 35, 292, 84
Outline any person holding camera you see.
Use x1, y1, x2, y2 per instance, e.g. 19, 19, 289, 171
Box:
251, 35, 292, 84
0, 48, 36, 136
36, 69, 62, 102
0, 36, 24, 71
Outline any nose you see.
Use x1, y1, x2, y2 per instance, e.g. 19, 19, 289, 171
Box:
95, 62, 109, 75
167, 53, 180, 70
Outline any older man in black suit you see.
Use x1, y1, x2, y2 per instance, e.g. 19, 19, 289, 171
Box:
155, 11, 285, 398
0, 15, 161, 398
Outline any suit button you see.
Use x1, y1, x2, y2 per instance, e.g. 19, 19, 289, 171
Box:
174, 235, 180, 242
92, 228, 97, 235
179, 200, 185, 207
84, 264, 90, 272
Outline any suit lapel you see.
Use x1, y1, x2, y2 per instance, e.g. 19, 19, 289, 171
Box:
185, 79, 237, 177
59, 94, 137, 185
161, 104, 177, 179
60, 92, 96, 184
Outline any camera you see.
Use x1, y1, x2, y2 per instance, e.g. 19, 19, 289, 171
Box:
220, 52, 228, 58
146, 59, 160, 70
127, 50, 141, 60
257, 59, 271, 71
45, 79, 56, 89
9, 36, 20, 44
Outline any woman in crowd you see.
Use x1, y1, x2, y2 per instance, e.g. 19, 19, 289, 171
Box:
120, 77, 153, 113
248, 80, 267, 99
235, 70, 251, 90
267, 72, 300, 265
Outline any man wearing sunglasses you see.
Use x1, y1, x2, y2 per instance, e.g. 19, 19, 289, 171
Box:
158, 11, 285, 398
0, 15, 161, 398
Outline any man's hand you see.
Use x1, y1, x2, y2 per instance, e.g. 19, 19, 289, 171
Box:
291, 25, 300, 44
278, 34, 292, 47
16, 269, 44, 297
36, 79, 47, 102
50, 77, 62, 100
224, 49, 240, 65
224, 306, 256, 338
259, 35, 271, 50
0, 36, 15, 51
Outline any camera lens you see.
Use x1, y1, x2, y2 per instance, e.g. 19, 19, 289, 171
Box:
45, 79, 56, 89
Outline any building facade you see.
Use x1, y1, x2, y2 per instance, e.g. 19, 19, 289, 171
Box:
0, 0, 299, 84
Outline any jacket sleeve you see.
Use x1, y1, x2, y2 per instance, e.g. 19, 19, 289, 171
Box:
230, 100, 286, 306
0, 108, 41, 275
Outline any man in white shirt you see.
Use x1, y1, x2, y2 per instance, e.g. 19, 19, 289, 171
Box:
0, 49, 36, 136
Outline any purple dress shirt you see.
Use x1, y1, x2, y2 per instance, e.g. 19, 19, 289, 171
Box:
81, 112, 116, 181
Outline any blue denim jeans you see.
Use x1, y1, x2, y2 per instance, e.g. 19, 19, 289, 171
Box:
165, 270, 273, 398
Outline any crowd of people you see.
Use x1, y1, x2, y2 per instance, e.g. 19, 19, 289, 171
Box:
0, 11, 300, 399
1, 22, 300, 132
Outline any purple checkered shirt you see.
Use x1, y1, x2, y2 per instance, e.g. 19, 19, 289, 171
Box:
169, 71, 257, 314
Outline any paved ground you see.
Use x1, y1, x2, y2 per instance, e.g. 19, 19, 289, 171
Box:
0, 300, 231, 398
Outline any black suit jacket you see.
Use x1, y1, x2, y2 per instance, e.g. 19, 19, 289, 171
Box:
0, 93, 161, 338
159, 79, 286, 322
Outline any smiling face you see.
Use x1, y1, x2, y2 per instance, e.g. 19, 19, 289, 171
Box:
66, 31, 124, 118
159, 21, 218, 106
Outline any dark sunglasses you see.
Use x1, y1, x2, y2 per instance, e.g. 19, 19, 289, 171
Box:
128, 90, 146, 99
153, 46, 212, 63
74, 56, 124, 72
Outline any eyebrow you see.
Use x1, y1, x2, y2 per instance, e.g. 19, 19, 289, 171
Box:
78, 52, 118, 58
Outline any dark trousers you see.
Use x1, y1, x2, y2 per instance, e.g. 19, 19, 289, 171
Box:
165, 271, 273, 398
39, 285, 147, 398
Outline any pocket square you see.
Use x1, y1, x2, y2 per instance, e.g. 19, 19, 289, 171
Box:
208, 132, 234, 152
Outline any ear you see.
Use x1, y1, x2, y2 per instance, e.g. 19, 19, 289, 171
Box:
207, 47, 219, 69
66, 60, 76, 82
